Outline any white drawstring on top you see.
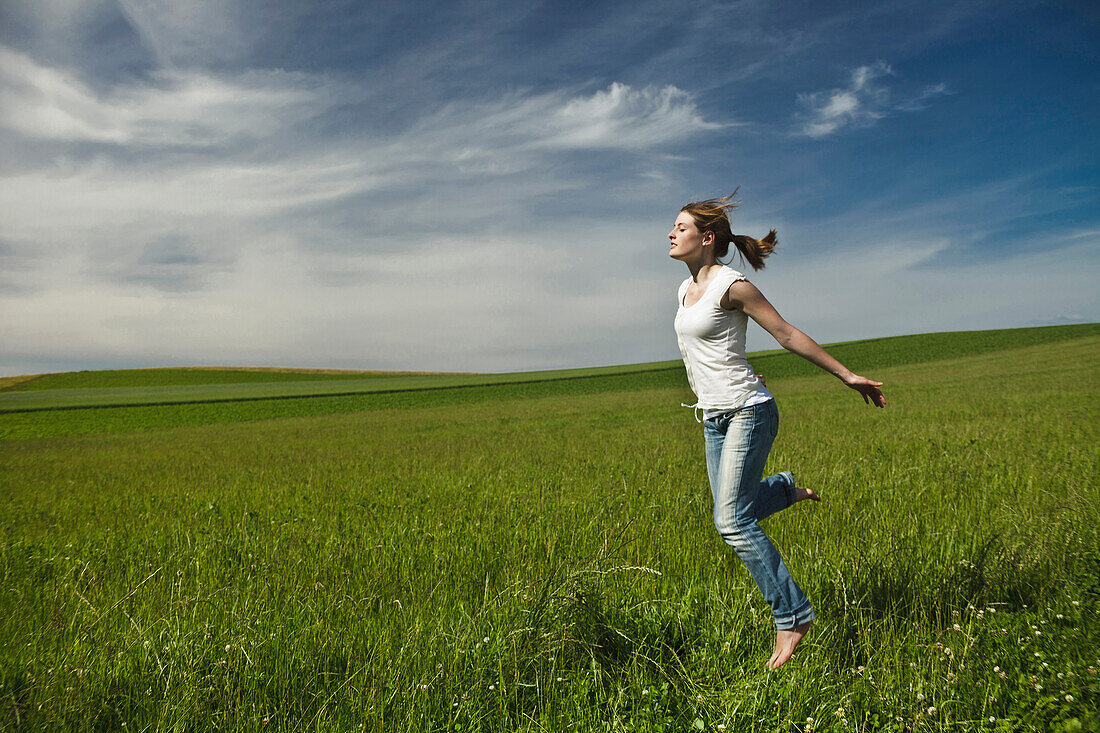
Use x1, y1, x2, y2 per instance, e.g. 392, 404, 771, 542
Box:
681, 402, 703, 423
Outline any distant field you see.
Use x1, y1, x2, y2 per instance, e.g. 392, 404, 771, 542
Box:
2, 367, 462, 392
0, 324, 1095, 434
1, 326, 1097, 731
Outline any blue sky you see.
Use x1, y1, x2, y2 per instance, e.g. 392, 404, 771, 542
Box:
1, 0, 1097, 375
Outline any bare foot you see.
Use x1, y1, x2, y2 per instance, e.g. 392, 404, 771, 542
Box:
793, 485, 821, 503
766, 620, 812, 670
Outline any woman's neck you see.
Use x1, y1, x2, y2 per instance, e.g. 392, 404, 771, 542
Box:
687, 258, 722, 283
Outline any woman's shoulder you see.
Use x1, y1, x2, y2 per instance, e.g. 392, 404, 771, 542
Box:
719, 265, 748, 285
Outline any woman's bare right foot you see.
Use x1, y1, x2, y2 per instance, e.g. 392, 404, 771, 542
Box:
767, 620, 813, 670
793, 485, 821, 503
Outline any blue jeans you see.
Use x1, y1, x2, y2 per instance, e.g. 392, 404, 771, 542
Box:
703, 399, 816, 630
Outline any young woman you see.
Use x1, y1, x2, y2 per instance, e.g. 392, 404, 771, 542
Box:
670, 192, 886, 670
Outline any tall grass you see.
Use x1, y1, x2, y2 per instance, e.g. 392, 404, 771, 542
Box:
1, 333, 1097, 731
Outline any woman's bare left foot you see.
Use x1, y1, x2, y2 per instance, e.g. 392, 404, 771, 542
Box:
766, 620, 813, 670
793, 486, 821, 503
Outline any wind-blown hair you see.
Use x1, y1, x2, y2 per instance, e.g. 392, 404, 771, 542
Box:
681, 187, 777, 270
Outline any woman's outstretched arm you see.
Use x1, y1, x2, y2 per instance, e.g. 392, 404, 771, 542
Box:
723, 279, 886, 407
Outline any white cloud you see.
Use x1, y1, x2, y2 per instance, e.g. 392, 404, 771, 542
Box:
749, 235, 1100, 355
0, 51, 725, 373
0, 47, 337, 145
795, 60, 947, 138
116, 0, 248, 68
0, 223, 680, 373
551, 82, 726, 149
0, 54, 720, 256
404, 81, 724, 178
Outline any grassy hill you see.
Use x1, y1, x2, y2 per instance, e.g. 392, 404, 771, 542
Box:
0, 324, 1095, 441
2, 323, 1096, 410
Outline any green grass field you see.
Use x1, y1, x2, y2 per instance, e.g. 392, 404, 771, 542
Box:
1, 325, 1098, 731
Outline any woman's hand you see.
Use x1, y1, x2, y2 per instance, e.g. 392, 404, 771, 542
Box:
843, 374, 886, 407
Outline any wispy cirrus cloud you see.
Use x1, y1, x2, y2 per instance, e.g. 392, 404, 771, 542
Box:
0, 47, 338, 146
795, 60, 948, 138
0, 45, 723, 371
0, 45, 721, 247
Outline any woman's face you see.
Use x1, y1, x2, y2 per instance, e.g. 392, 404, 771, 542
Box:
668, 210, 708, 261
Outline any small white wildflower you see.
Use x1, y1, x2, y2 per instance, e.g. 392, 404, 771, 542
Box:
556, 677, 564, 682
944, 647, 953, 656
225, 644, 231, 653
1056, 614, 1064, 620
917, 693, 925, 702
806, 718, 814, 726
927, 706, 936, 716
488, 685, 495, 691
1058, 672, 1064, 679
483, 636, 490, 644
1066, 694, 1074, 702
641, 688, 648, 695
1072, 600, 1080, 606
953, 623, 962, 632
994, 666, 1000, 672
989, 717, 996, 723
717, 726, 726, 732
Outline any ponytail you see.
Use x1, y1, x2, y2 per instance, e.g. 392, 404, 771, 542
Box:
730, 230, 778, 271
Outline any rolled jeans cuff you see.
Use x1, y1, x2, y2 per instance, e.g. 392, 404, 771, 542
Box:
775, 600, 817, 631
780, 470, 795, 508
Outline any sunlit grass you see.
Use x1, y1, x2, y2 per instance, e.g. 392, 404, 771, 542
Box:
1, 331, 1097, 731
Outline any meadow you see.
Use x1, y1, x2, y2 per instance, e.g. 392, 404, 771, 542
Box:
1, 325, 1097, 731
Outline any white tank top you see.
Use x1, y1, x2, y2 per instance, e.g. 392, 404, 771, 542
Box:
674, 265, 772, 418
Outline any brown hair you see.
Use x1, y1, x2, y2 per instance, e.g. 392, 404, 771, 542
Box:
681, 187, 778, 270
